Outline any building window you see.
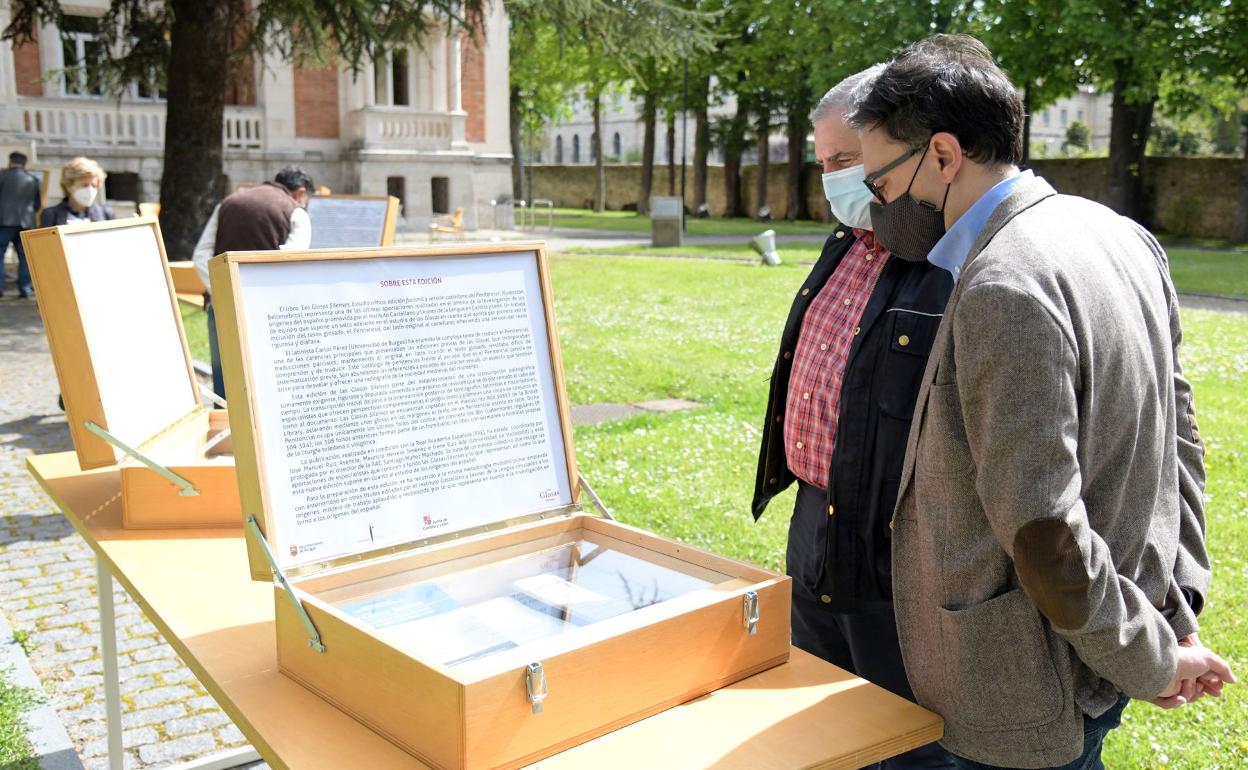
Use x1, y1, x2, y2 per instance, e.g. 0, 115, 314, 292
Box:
1077, 109, 1084, 122
1060, 108, 1068, 126
391, 48, 411, 106
373, 49, 414, 107
387, 176, 406, 217
612, 132, 621, 160
431, 176, 450, 215
1043, 110, 1051, 127
61, 15, 104, 96
572, 135, 580, 163
555, 136, 563, 163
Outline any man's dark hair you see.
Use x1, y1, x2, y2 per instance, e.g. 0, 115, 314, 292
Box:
274, 166, 314, 195
8, 152, 27, 166
848, 33, 1023, 167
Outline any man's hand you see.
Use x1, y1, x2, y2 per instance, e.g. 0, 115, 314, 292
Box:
1152, 636, 1235, 709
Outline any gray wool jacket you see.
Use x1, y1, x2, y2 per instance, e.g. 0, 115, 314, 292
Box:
890, 175, 1210, 768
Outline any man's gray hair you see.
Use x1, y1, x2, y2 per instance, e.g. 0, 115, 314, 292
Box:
811, 63, 887, 126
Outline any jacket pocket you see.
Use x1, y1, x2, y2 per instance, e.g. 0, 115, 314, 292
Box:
938, 588, 1064, 730
916, 383, 974, 477
878, 309, 941, 418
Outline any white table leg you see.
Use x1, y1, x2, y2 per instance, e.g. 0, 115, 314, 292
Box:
96, 555, 124, 770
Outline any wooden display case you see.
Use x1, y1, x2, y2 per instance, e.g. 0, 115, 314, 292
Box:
210, 243, 791, 770
305, 194, 400, 249
22, 217, 241, 529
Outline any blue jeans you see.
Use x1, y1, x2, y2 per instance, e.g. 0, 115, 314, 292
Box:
206, 299, 225, 400
949, 695, 1130, 770
0, 225, 32, 296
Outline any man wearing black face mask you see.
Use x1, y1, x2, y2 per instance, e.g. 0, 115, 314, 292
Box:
752, 66, 953, 770
850, 34, 1230, 769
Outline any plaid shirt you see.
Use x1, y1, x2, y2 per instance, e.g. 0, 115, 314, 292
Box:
784, 230, 890, 489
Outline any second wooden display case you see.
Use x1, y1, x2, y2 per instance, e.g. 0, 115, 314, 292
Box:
22, 217, 240, 528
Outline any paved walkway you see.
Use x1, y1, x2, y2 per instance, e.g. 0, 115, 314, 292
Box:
398, 225, 829, 254
0, 296, 264, 769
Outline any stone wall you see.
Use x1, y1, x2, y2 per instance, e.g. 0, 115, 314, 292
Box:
529, 157, 1247, 238
1030, 157, 1242, 239
525, 162, 832, 222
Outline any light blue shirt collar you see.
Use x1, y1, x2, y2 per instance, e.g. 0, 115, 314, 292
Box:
927, 170, 1033, 282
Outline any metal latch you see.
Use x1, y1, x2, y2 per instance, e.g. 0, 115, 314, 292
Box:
526, 662, 548, 714
743, 590, 760, 636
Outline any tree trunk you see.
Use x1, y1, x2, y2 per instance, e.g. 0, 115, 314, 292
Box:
638, 92, 656, 216
509, 84, 524, 201
754, 107, 770, 219
159, 0, 236, 262
1105, 76, 1155, 223
1233, 115, 1248, 244
693, 77, 710, 213
785, 107, 809, 221
722, 107, 747, 218
592, 92, 605, 212
666, 111, 677, 196
1021, 86, 1031, 167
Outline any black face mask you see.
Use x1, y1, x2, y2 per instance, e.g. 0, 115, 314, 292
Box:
869, 145, 950, 263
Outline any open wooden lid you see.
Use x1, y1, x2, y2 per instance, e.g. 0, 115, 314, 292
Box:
22, 217, 200, 470
209, 242, 579, 580
305, 195, 400, 249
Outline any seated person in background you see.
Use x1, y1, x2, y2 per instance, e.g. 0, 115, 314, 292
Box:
39, 157, 116, 227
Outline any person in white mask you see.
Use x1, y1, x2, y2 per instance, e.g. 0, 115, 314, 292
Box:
751, 65, 954, 770
39, 156, 116, 227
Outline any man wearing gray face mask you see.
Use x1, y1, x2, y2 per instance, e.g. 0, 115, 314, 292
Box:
752, 65, 954, 770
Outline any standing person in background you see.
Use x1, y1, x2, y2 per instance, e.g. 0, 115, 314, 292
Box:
38, 156, 115, 228
0, 152, 43, 299
193, 166, 314, 399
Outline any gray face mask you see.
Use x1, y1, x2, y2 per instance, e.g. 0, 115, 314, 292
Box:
868, 145, 949, 263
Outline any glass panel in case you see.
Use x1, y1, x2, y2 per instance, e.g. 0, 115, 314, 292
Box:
318, 532, 731, 666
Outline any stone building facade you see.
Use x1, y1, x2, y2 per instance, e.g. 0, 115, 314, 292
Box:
0, 1, 512, 230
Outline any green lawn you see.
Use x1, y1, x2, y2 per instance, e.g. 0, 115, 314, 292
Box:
547, 254, 1246, 768
0, 670, 40, 769
569, 241, 1248, 299
1166, 248, 1248, 298
548, 207, 831, 237
174, 253, 1247, 766
180, 302, 210, 363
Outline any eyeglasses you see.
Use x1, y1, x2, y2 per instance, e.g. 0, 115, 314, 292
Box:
863, 144, 924, 205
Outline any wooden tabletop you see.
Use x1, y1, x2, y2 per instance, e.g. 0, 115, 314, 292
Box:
28, 451, 941, 770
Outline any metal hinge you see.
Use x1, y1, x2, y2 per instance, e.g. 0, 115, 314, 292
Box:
84, 420, 199, 496
526, 661, 548, 714
743, 590, 760, 636
245, 516, 325, 653
577, 473, 615, 521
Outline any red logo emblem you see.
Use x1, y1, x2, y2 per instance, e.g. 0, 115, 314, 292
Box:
423, 515, 432, 526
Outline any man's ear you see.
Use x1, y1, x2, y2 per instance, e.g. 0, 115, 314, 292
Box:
930, 132, 964, 183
